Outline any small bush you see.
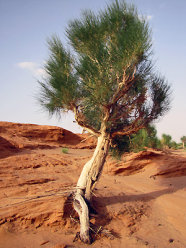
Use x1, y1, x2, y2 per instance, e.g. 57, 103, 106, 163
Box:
61, 147, 69, 154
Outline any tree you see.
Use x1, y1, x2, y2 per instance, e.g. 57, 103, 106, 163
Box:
38, 0, 171, 243
130, 128, 149, 152
181, 136, 186, 149
170, 140, 178, 149
110, 125, 161, 156
161, 133, 172, 148
130, 125, 161, 152
146, 125, 162, 149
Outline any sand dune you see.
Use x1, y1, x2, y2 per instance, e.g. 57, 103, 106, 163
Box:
0, 122, 186, 247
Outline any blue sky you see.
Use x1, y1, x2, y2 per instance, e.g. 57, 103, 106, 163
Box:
0, 0, 186, 142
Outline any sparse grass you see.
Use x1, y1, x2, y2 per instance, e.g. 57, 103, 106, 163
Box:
61, 147, 69, 154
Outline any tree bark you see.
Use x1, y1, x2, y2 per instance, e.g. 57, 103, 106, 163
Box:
73, 132, 110, 243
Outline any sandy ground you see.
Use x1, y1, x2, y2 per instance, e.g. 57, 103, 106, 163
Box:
0, 122, 186, 248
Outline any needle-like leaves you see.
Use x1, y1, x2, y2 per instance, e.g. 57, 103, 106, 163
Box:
38, 0, 171, 135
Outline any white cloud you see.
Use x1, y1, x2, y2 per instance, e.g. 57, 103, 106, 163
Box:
138, 14, 153, 22
146, 15, 153, 21
17, 61, 36, 70
17, 61, 48, 78
35, 68, 48, 78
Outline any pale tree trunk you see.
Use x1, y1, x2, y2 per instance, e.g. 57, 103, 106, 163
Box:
73, 131, 110, 243
183, 141, 185, 149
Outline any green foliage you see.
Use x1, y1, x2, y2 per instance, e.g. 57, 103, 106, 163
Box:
61, 147, 69, 154
181, 136, 186, 143
160, 134, 178, 149
180, 136, 186, 143
38, 36, 79, 115
111, 125, 162, 156
170, 141, 178, 149
161, 133, 172, 148
129, 125, 161, 152
110, 135, 130, 159
155, 139, 163, 150
130, 129, 148, 152
111, 125, 179, 157
38, 0, 171, 137
180, 136, 186, 149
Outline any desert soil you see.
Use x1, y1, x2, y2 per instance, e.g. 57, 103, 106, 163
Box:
0, 122, 186, 248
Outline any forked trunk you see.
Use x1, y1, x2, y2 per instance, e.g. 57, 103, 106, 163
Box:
74, 132, 110, 243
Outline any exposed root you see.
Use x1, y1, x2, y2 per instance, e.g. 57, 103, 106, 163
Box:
73, 193, 91, 244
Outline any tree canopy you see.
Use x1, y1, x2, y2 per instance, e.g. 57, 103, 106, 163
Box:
181, 136, 186, 149
38, 0, 171, 138
161, 133, 172, 148
181, 136, 186, 143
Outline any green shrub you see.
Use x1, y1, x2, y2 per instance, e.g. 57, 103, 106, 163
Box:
61, 147, 69, 154
130, 125, 161, 152
110, 125, 163, 157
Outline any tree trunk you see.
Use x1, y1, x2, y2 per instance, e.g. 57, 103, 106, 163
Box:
183, 141, 185, 149
73, 132, 110, 243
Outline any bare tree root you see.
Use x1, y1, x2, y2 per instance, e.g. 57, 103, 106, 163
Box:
73, 193, 91, 244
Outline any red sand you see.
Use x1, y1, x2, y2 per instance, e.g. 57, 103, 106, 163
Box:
0, 122, 186, 247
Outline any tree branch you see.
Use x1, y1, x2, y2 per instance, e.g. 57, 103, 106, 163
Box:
109, 65, 137, 108
73, 105, 100, 136
111, 119, 145, 137
111, 113, 154, 137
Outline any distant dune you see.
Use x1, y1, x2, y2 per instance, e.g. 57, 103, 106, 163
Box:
0, 121, 96, 158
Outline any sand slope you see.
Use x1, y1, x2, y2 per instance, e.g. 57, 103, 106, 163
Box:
0, 122, 186, 248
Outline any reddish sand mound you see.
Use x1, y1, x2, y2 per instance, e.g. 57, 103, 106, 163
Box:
0, 141, 186, 247
130, 150, 163, 160
0, 122, 186, 247
0, 122, 97, 157
107, 149, 186, 178
75, 133, 97, 149
151, 151, 186, 178
107, 150, 163, 176
0, 122, 84, 153
0, 136, 19, 158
